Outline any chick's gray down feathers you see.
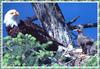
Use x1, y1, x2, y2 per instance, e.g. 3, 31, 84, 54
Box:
76, 25, 97, 55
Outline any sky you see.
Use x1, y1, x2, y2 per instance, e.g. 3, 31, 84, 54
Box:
2, 3, 97, 41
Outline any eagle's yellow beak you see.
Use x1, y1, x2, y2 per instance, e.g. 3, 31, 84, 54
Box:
15, 11, 19, 16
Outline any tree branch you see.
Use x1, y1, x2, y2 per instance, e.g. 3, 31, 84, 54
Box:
27, 15, 38, 21
68, 23, 97, 30
67, 16, 80, 25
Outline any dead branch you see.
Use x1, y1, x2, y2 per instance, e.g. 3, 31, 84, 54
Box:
67, 23, 97, 30
67, 16, 80, 25
27, 15, 38, 21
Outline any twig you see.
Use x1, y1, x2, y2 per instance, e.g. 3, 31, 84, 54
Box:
67, 16, 80, 25
27, 15, 38, 21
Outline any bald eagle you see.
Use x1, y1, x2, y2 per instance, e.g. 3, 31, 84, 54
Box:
4, 9, 63, 51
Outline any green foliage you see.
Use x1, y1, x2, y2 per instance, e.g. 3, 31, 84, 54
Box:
3, 33, 54, 66
82, 55, 98, 66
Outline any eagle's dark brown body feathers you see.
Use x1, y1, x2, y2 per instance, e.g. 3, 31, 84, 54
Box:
6, 19, 63, 51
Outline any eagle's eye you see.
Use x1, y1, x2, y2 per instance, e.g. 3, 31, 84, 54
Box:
10, 12, 14, 14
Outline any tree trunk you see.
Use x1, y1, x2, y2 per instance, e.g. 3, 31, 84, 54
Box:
32, 3, 72, 47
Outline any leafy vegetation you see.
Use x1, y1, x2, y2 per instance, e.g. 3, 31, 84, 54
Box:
3, 33, 54, 66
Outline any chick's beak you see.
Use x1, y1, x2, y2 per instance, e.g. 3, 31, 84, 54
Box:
73, 29, 81, 33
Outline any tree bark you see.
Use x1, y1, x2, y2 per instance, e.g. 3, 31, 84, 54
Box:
32, 3, 72, 47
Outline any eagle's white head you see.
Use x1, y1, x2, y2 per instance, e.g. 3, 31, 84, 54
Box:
4, 9, 20, 27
